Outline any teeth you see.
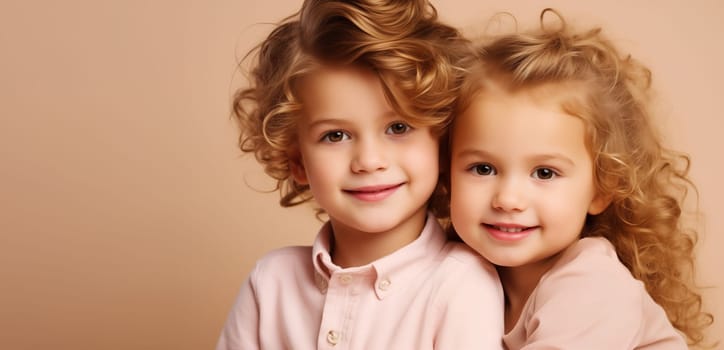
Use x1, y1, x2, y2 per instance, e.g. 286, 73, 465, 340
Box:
497, 226, 524, 233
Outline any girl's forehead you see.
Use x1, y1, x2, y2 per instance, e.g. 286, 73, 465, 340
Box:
496, 77, 585, 99
464, 80, 578, 111
460, 70, 587, 113
495, 80, 591, 118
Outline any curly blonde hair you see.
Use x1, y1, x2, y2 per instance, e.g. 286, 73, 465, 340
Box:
235, 0, 471, 215
456, 9, 713, 347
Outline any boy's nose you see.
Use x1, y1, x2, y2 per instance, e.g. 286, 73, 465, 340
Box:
350, 138, 388, 173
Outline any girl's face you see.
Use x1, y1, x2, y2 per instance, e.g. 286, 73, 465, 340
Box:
449, 85, 608, 272
292, 65, 439, 246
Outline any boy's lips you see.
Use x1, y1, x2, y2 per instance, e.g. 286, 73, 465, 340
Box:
483, 223, 537, 242
344, 183, 403, 202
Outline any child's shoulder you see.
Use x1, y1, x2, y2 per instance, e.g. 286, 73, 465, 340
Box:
548, 237, 637, 279
537, 237, 644, 302
443, 240, 497, 266
436, 241, 500, 281
243, 245, 322, 303
425, 241, 503, 310
516, 240, 684, 348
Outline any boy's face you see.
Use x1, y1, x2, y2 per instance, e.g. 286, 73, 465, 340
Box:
449, 85, 608, 273
292, 65, 439, 242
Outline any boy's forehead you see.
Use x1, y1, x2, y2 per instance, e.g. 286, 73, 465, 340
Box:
295, 63, 434, 129
298, 64, 378, 93
296, 65, 395, 120
300, 65, 382, 97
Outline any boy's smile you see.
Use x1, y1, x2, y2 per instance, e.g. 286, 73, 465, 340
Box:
343, 183, 404, 202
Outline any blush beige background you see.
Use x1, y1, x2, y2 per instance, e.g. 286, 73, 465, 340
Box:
1, 1, 721, 349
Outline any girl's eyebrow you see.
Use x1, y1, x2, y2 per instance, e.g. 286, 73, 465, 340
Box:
528, 153, 575, 166
454, 148, 575, 166
453, 148, 492, 159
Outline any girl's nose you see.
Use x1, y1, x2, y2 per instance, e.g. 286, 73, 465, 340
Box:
491, 178, 526, 212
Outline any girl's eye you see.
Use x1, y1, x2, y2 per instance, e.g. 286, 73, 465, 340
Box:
532, 167, 557, 180
471, 163, 496, 176
386, 122, 411, 135
321, 130, 349, 143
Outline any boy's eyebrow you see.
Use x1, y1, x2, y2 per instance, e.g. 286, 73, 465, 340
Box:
305, 111, 402, 128
307, 118, 345, 127
304, 117, 351, 130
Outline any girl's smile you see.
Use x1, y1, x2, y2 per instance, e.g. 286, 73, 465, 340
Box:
482, 223, 538, 242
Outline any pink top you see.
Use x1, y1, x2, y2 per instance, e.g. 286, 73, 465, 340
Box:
217, 213, 504, 349
503, 237, 687, 349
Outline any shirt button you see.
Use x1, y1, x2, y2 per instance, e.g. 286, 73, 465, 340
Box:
378, 278, 391, 290
326, 330, 340, 346
339, 274, 352, 285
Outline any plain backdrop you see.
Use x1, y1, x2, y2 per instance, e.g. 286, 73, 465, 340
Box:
1, 1, 722, 349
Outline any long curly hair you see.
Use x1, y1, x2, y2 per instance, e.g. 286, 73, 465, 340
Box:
456, 8, 713, 347
235, 0, 471, 216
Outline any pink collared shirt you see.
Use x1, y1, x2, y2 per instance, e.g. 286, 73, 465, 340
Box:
503, 237, 687, 349
217, 213, 504, 349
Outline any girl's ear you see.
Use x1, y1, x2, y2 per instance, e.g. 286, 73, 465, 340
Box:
588, 192, 612, 215
289, 156, 309, 185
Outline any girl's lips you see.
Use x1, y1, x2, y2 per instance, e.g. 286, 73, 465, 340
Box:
344, 183, 402, 202
483, 223, 536, 242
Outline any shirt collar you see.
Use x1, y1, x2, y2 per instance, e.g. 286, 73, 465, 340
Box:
311, 212, 447, 299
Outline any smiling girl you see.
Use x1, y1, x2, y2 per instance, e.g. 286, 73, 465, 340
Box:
448, 9, 713, 349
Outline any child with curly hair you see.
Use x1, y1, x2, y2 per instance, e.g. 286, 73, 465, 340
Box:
448, 9, 713, 349
216, 1, 504, 349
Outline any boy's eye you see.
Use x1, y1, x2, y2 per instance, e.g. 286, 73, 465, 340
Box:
386, 122, 410, 135
471, 163, 496, 176
532, 167, 556, 180
321, 130, 349, 143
